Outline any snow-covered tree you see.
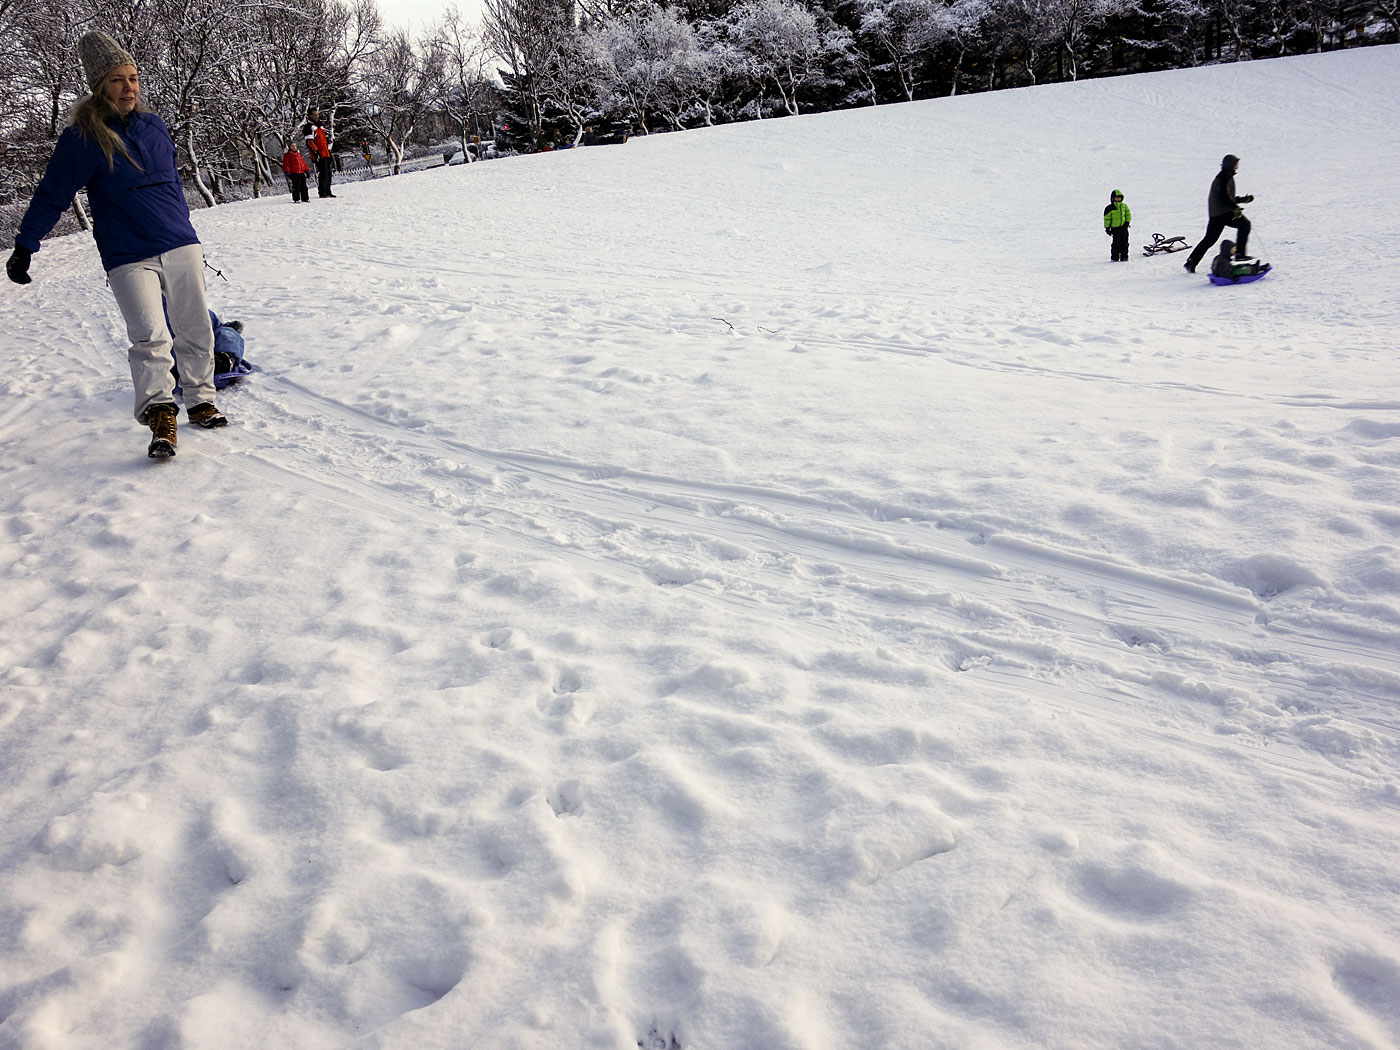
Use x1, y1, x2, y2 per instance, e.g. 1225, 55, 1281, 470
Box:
541, 26, 603, 144
941, 0, 989, 95
587, 4, 704, 132
857, 0, 942, 101
727, 0, 843, 115
1054, 0, 1135, 78
686, 23, 747, 125
436, 6, 499, 151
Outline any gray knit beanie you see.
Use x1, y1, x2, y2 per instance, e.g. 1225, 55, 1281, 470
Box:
78, 31, 136, 93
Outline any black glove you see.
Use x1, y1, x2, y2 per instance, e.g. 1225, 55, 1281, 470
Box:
7, 245, 32, 285
1240, 195, 1254, 204
1105, 228, 1113, 235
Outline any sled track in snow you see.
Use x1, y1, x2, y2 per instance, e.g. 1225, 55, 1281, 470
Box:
216, 376, 1400, 780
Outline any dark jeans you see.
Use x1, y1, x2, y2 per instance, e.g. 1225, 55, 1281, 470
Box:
287, 173, 308, 202
1187, 213, 1250, 268
1110, 226, 1130, 261
316, 155, 334, 197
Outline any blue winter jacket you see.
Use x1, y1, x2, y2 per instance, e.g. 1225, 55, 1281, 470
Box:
16, 111, 199, 272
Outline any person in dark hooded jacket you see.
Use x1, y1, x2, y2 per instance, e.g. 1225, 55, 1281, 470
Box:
1184, 154, 1255, 273
6, 30, 227, 457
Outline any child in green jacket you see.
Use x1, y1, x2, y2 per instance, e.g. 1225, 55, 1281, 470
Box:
1104, 189, 1131, 262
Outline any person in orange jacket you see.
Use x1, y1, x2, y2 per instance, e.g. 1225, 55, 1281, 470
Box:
282, 144, 309, 202
303, 107, 335, 198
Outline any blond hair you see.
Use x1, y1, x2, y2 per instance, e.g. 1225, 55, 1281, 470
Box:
70, 91, 144, 170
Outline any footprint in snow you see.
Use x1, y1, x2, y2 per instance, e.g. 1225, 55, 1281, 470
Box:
1332, 948, 1400, 1031
546, 780, 584, 817
1222, 553, 1325, 600
1072, 843, 1197, 921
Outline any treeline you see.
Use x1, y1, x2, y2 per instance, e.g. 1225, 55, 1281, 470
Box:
1, 0, 1395, 219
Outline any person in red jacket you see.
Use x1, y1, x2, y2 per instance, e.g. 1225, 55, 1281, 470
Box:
303, 108, 335, 198
282, 144, 309, 203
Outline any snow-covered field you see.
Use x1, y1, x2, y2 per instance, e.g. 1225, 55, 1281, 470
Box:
3, 45, 1400, 1050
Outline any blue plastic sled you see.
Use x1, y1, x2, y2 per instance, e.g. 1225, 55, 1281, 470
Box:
176, 358, 256, 392
171, 308, 256, 390
1209, 265, 1271, 286
213, 359, 258, 389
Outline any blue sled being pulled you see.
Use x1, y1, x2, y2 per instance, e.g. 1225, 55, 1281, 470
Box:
170, 308, 257, 391
1209, 262, 1272, 286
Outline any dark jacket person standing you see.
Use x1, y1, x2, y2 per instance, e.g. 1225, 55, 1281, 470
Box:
1184, 154, 1255, 272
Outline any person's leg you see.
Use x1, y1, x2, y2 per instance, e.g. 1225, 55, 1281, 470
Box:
318, 156, 333, 197
1230, 215, 1251, 257
1113, 227, 1129, 261
108, 257, 177, 421
161, 244, 217, 411
1185, 216, 1227, 270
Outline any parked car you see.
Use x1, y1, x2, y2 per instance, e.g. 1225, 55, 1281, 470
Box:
448, 140, 498, 165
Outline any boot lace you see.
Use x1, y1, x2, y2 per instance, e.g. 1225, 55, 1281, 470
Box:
148, 407, 177, 442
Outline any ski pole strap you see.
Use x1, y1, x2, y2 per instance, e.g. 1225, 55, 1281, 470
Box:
205, 259, 228, 282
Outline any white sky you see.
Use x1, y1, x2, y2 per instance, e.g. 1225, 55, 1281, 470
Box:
376, 0, 483, 32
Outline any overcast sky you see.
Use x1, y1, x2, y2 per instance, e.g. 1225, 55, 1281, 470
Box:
376, 0, 483, 31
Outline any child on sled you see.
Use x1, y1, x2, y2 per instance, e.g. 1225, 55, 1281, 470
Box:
1211, 240, 1268, 281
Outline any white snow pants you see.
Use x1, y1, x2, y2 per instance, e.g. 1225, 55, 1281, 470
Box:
107, 243, 216, 421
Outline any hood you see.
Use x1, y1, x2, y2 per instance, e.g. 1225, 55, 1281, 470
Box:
1221, 154, 1240, 170
1109, 189, 1124, 202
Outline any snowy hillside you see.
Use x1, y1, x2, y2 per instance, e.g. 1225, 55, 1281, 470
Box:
2, 45, 1400, 1050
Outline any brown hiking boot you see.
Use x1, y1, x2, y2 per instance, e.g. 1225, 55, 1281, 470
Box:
142, 403, 178, 458
187, 402, 228, 429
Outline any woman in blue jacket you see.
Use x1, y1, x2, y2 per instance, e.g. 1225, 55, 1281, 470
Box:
6, 31, 227, 457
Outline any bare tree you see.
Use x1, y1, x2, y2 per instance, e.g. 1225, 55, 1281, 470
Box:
1378, 0, 1400, 39
436, 6, 498, 152
939, 0, 988, 95
483, 0, 571, 145
358, 27, 446, 173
